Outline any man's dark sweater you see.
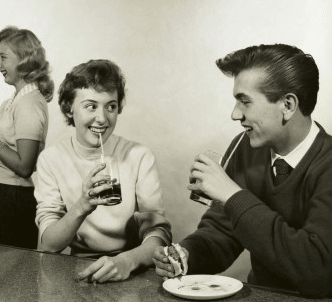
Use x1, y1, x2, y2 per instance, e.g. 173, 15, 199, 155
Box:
181, 124, 332, 298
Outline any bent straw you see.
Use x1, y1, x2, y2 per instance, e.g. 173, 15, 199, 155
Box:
222, 131, 246, 170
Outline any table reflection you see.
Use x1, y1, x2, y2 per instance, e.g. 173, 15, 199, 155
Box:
38, 251, 148, 302
0, 245, 331, 302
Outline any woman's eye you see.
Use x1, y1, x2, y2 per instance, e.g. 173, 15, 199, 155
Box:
106, 104, 117, 112
85, 104, 97, 111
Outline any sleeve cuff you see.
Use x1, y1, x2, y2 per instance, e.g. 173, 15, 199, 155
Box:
142, 228, 171, 246
223, 189, 262, 227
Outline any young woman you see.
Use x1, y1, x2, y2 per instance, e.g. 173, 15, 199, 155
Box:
35, 59, 172, 283
0, 26, 54, 249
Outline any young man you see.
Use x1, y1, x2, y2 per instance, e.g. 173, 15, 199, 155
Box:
153, 44, 332, 298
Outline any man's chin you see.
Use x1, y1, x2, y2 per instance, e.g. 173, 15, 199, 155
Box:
248, 139, 265, 149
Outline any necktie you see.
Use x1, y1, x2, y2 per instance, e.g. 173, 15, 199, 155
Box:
273, 158, 292, 186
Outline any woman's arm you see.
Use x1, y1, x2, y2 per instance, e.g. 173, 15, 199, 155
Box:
3, 91, 49, 178
77, 236, 166, 283
38, 161, 119, 253
77, 146, 172, 283
39, 197, 92, 252
0, 139, 40, 178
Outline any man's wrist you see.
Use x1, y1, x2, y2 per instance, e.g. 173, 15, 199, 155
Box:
214, 184, 242, 206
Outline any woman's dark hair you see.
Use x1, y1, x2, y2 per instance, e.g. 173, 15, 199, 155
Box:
216, 44, 319, 116
58, 59, 126, 126
0, 26, 54, 102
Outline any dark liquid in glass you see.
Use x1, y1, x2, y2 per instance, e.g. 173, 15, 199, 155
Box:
98, 183, 122, 205
190, 191, 212, 206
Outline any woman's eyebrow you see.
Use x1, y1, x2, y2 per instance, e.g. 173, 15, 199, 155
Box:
81, 99, 118, 104
81, 99, 97, 103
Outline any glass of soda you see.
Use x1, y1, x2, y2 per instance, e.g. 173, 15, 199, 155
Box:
93, 154, 122, 205
190, 149, 222, 207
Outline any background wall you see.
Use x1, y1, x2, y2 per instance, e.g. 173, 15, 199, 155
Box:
1, 0, 332, 281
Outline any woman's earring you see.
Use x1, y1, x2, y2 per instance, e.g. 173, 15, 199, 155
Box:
66, 110, 73, 118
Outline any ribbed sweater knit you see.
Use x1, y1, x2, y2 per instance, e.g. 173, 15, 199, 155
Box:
35, 134, 171, 257
181, 124, 332, 298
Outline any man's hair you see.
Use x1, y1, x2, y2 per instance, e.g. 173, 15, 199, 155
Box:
58, 59, 126, 126
0, 26, 54, 102
216, 44, 319, 116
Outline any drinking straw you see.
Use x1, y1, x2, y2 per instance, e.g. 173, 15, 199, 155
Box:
99, 133, 105, 163
222, 131, 246, 170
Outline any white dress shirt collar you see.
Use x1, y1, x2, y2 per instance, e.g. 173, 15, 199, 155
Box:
271, 121, 320, 168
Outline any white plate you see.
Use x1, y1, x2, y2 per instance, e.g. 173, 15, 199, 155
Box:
163, 275, 243, 300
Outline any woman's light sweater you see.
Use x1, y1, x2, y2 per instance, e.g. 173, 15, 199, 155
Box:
35, 134, 171, 257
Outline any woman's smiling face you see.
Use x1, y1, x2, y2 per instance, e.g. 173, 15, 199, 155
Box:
69, 87, 119, 148
0, 42, 25, 90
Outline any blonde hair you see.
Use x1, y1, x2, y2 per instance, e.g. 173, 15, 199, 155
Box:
0, 26, 54, 102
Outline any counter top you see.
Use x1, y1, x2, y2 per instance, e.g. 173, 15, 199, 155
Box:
0, 244, 330, 302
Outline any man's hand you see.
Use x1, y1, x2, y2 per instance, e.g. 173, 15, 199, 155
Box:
188, 152, 242, 205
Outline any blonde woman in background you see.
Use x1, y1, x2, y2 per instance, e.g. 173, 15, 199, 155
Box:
0, 26, 54, 249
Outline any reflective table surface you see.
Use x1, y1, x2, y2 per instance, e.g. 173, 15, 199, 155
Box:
0, 244, 331, 302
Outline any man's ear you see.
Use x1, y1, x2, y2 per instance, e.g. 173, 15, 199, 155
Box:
282, 93, 298, 121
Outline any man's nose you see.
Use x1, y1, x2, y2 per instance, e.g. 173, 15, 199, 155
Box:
231, 104, 243, 121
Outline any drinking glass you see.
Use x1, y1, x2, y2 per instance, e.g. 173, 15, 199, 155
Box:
189, 149, 222, 206
93, 154, 122, 205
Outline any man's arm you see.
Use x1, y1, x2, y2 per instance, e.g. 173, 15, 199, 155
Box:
224, 186, 332, 298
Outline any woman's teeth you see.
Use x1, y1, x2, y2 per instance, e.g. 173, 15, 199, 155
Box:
244, 126, 252, 132
89, 127, 105, 134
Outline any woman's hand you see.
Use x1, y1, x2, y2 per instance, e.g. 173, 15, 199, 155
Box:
187, 152, 241, 205
79, 163, 117, 214
77, 254, 133, 283
153, 246, 175, 278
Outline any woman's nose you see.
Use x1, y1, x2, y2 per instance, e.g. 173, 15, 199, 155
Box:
231, 104, 243, 121
95, 108, 106, 123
